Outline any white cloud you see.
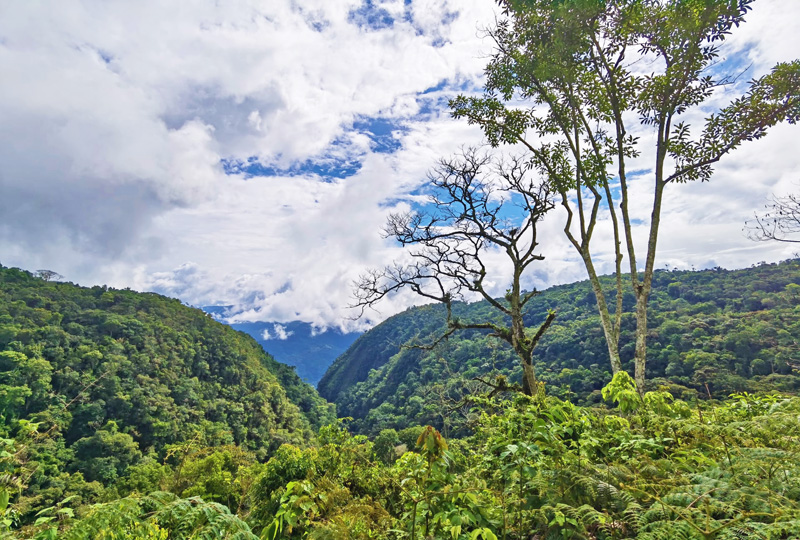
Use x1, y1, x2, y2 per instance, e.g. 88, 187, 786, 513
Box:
1, 0, 798, 333
262, 323, 294, 341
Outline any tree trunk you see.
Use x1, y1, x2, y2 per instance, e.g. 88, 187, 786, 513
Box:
511, 307, 536, 395
517, 310, 556, 396
632, 141, 667, 394
510, 268, 537, 395
633, 292, 648, 392
583, 255, 623, 374
520, 361, 536, 396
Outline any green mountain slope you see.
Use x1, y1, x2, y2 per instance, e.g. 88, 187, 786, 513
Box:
0, 264, 334, 469
319, 260, 800, 434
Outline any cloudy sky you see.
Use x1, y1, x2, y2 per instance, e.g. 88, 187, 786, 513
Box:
1, 0, 799, 333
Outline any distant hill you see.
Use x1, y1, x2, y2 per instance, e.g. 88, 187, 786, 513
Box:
319, 260, 800, 434
201, 311, 361, 385
0, 265, 334, 462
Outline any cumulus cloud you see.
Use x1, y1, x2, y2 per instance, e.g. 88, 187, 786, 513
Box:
262, 324, 294, 341
1, 0, 798, 333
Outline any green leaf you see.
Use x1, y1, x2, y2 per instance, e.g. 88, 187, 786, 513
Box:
57, 507, 75, 518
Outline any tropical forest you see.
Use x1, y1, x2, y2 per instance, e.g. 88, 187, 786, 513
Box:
2, 1, 800, 539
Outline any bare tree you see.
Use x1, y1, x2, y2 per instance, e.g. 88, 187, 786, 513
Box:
353, 148, 556, 396
34, 269, 63, 282
745, 192, 800, 243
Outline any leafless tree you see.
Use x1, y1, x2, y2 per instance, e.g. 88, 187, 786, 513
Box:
745, 192, 800, 243
353, 148, 556, 396
35, 269, 63, 282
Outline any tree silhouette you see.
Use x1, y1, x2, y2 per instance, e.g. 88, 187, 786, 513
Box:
354, 148, 555, 396
746, 191, 800, 243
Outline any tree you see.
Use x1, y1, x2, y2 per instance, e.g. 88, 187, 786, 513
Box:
451, 0, 800, 392
354, 148, 556, 396
70, 421, 142, 483
745, 191, 800, 243
34, 269, 62, 282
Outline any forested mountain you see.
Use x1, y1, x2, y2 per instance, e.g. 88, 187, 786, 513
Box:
0, 265, 334, 526
319, 259, 800, 434
3, 262, 799, 538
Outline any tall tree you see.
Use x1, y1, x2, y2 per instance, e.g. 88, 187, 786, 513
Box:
354, 149, 555, 396
451, 0, 800, 392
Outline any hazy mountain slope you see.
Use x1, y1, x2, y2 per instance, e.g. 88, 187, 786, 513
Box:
201, 313, 361, 385
319, 260, 800, 434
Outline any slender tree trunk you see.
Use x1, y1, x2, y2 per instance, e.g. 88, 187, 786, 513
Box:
634, 192, 663, 392
513, 321, 536, 396
517, 310, 556, 396
633, 293, 648, 392
632, 133, 668, 392
560, 192, 623, 376
582, 255, 623, 374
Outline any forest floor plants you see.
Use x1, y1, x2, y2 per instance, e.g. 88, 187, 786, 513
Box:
255, 380, 800, 539
10, 381, 800, 539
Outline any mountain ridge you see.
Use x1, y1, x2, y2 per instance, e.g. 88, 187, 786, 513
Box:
319, 259, 800, 434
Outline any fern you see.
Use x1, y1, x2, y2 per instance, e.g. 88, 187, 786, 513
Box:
61, 492, 257, 540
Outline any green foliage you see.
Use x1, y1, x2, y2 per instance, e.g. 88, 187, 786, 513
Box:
168, 444, 262, 513
322, 260, 800, 434
602, 372, 642, 413
415, 426, 448, 464
70, 421, 142, 483
254, 421, 396, 539
113, 458, 171, 497
0, 265, 334, 530
3, 264, 798, 538
372, 429, 401, 465
245, 395, 800, 539
60, 492, 257, 539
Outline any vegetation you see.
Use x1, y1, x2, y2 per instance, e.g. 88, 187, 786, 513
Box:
451, 0, 800, 391
2, 259, 799, 539
0, 265, 334, 535
2, 2, 799, 539
6, 258, 798, 538
322, 259, 800, 435
43, 383, 800, 539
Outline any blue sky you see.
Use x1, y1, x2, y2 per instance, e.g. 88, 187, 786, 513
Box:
1, 0, 799, 332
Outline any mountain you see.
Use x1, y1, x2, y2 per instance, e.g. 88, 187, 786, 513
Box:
200, 311, 361, 385
318, 259, 800, 434
0, 264, 335, 520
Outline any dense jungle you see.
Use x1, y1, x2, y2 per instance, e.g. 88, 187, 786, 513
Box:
2, 0, 800, 538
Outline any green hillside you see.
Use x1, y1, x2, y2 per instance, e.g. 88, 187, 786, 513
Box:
0, 265, 334, 525
319, 260, 800, 434
4, 264, 800, 538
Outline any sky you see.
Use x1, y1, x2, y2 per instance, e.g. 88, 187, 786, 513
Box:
1, 0, 799, 333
